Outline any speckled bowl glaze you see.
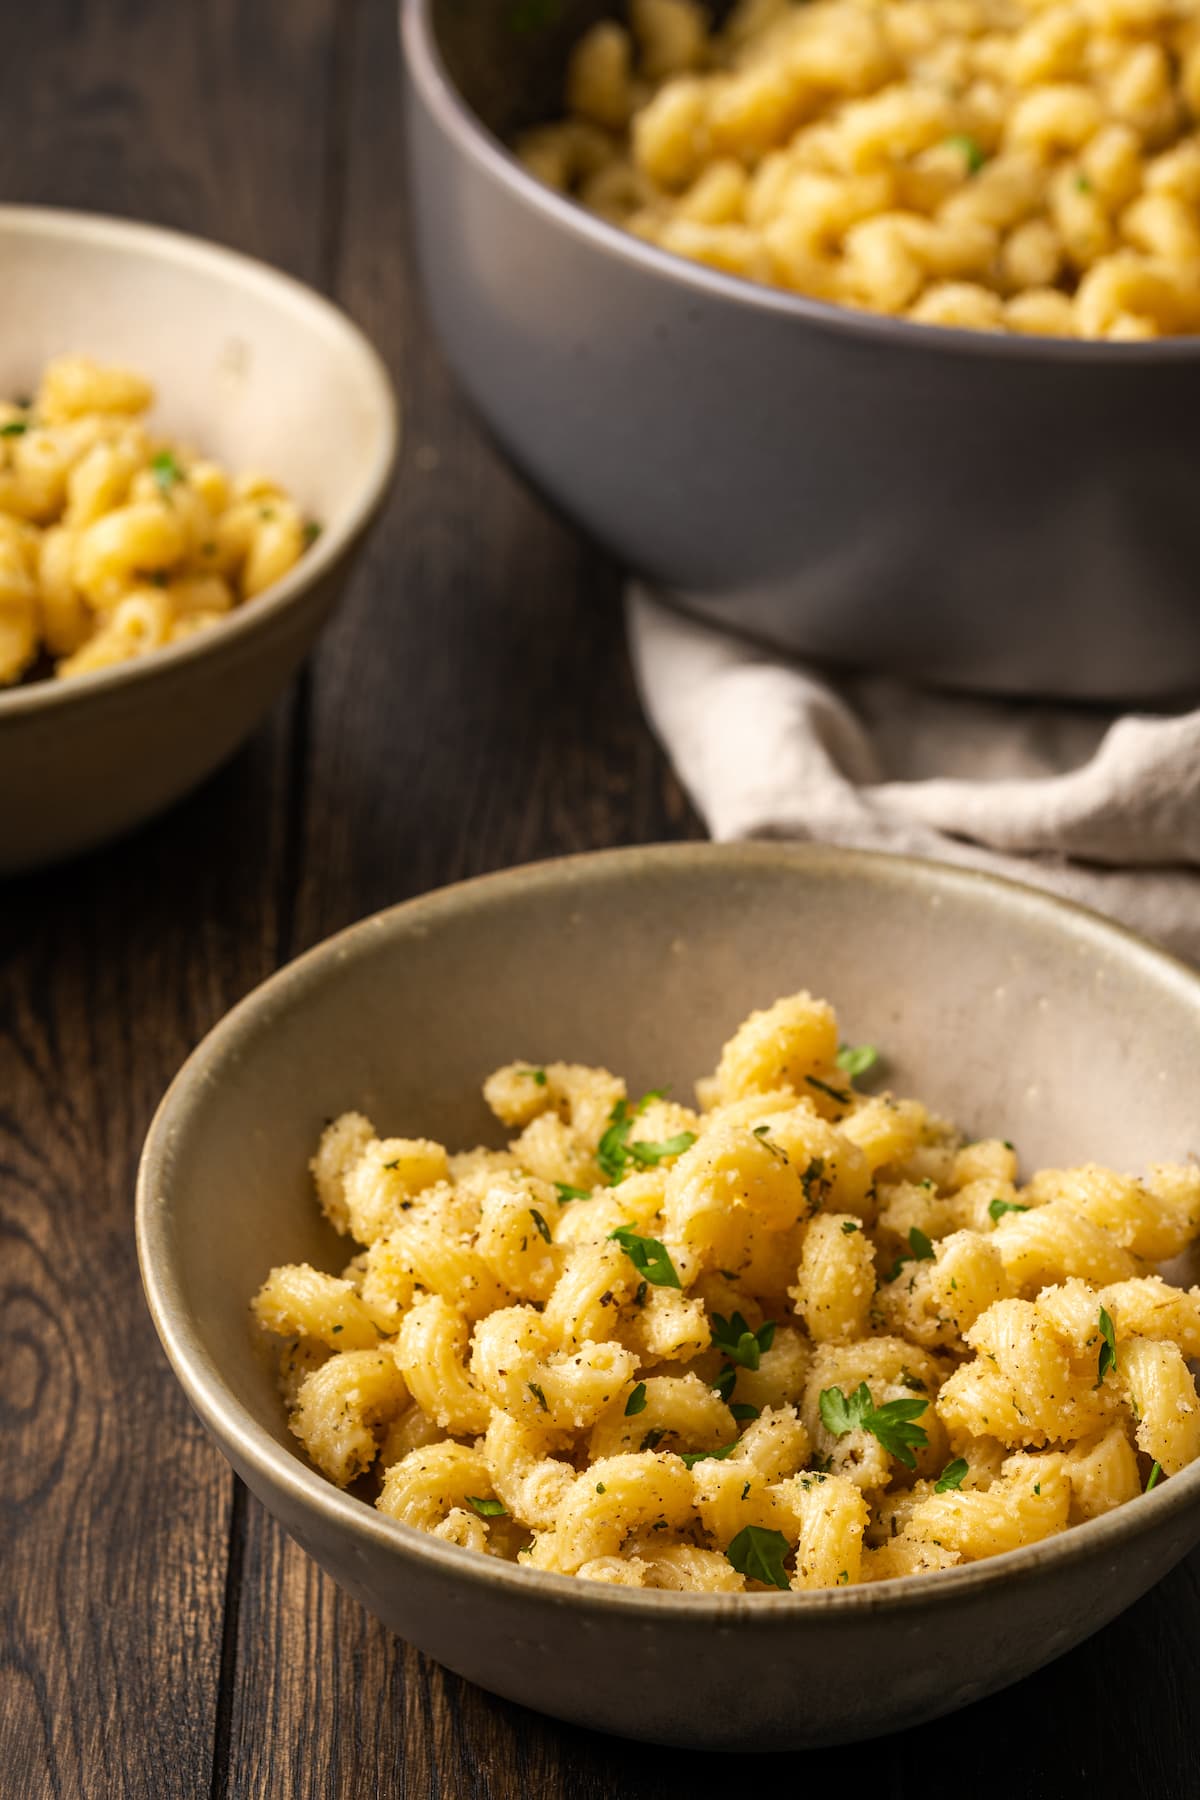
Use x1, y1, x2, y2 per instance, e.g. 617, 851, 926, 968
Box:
0, 206, 397, 873
137, 844, 1200, 1750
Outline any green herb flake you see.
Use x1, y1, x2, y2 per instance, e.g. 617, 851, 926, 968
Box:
466, 1495, 507, 1516
841, 1220, 861, 1235
522, 1067, 548, 1085
946, 132, 986, 174
752, 1123, 788, 1163
806, 1075, 852, 1107
729, 1403, 760, 1422
529, 1208, 552, 1244
331, 1324, 343, 1334
1145, 1461, 1163, 1493
640, 1428, 666, 1452
554, 1182, 591, 1204
836, 1043, 879, 1079
988, 1197, 1030, 1224
150, 449, 185, 493
1096, 1306, 1118, 1387
596, 1482, 606, 1494
625, 1381, 648, 1417
712, 1365, 737, 1403
711, 1311, 775, 1371
609, 1224, 681, 1289
679, 1442, 739, 1470
0, 418, 29, 437
934, 1457, 969, 1493
527, 1381, 549, 1413
725, 1523, 791, 1590
886, 1227, 936, 1283
819, 1381, 930, 1469
628, 1130, 697, 1168
634, 1279, 648, 1308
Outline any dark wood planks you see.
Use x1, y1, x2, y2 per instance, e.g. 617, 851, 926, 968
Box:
0, 2, 341, 1796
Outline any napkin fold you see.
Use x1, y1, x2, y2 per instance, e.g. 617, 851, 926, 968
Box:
627, 584, 1200, 964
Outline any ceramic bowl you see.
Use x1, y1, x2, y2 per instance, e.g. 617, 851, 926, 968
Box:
0, 205, 397, 874
137, 843, 1200, 1749
402, 0, 1200, 702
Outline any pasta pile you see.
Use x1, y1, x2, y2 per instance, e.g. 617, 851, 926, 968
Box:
519, 0, 1200, 337
0, 355, 316, 686
254, 992, 1200, 1592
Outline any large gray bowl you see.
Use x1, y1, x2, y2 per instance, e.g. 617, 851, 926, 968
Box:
0, 207, 397, 873
402, 0, 1200, 702
138, 843, 1200, 1750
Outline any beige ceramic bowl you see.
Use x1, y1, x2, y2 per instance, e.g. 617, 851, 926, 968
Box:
0, 206, 397, 873
137, 844, 1200, 1750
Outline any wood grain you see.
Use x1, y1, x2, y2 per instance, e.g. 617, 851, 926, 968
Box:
3, 1, 1200, 1796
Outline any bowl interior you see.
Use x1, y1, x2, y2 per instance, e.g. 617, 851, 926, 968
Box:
0, 207, 393, 530
143, 845, 1200, 1469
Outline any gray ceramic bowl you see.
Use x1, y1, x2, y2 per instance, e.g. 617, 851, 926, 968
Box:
402, 0, 1200, 702
0, 206, 397, 874
138, 842, 1200, 1750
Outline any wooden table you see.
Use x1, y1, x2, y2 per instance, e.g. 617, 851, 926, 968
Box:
3, 4, 1197, 1794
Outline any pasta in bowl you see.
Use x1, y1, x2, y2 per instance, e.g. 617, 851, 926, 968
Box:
137, 844, 1200, 1747
254, 990, 1200, 1592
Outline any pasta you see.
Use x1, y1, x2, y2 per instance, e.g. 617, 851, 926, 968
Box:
253, 991, 1200, 1591
0, 354, 318, 686
518, 0, 1200, 338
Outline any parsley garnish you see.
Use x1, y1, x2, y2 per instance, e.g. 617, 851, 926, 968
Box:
752, 1123, 788, 1163
818, 1382, 930, 1469
934, 1457, 969, 1493
711, 1312, 775, 1371
729, 1403, 760, 1422
527, 1381, 548, 1412
466, 1495, 507, 1516
597, 1092, 675, 1182
0, 419, 29, 437
640, 1428, 666, 1452
806, 1075, 851, 1106
331, 1324, 343, 1334
1145, 1461, 1162, 1493
628, 1131, 697, 1168
886, 1227, 936, 1283
596, 1482, 606, 1494
151, 449, 185, 493
800, 1157, 829, 1212
554, 1182, 591, 1204
521, 1067, 547, 1085
382, 1158, 403, 1171
726, 1524, 791, 1590
988, 1197, 1030, 1225
841, 1220, 861, 1235
609, 1225, 681, 1288
679, 1443, 739, 1470
529, 1208, 552, 1244
634, 1279, 648, 1307
625, 1382, 647, 1416
946, 133, 985, 174
1096, 1306, 1118, 1386
712, 1366, 737, 1403
836, 1043, 878, 1079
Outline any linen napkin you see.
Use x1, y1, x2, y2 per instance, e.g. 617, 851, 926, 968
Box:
627, 584, 1200, 964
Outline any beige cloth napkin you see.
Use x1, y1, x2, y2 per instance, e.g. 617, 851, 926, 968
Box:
628, 584, 1200, 964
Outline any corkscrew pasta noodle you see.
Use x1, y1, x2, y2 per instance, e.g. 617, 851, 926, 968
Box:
253, 990, 1200, 1591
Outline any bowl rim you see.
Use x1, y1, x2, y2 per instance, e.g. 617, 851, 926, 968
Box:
401, 0, 1200, 366
137, 840, 1200, 1621
0, 203, 399, 720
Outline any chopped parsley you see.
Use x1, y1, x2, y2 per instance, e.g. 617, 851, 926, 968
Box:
527, 1381, 548, 1412
806, 1075, 851, 1107
711, 1311, 775, 1371
836, 1043, 878, 1079
1145, 1461, 1163, 1493
529, 1208, 552, 1244
331, 1324, 343, 1334
819, 1382, 930, 1469
634, 1279, 648, 1308
679, 1442, 739, 1470
841, 1220, 861, 1235
521, 1067, 547, 1085
729, 1403, 760, 1423
465, 1495, 507, 1516
596, 1482, 606, 1494
800, 1156, 829, 1212
150, 449, 185, 493
609, 1225, 681, 1288
726, 1524, 791, 1590
934, 1457, 969, 1493
946, 133, 986, 174
1096, 1306, 1118, 1387
0, 418, 29, 437
628, 1131, 697, 1168
752, 1123, 788, 1163
597, 1092, 684, 1182
554, 1182, 591, 1204
712, 1366, 737, 1403
988, 1197, 1030, 1225
640, 1428, 666, 1452
886, 1226, 936, 1283
625, 1381, 648, 1417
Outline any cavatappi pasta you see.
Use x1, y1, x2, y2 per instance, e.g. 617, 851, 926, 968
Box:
518, 0, 1200, 338
254, 992, 1200, 1592
0, 355, 318, 686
